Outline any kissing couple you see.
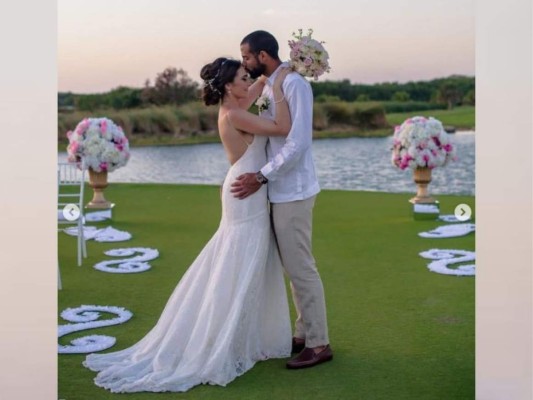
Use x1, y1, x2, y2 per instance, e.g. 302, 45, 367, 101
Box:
83, 30, 333, 393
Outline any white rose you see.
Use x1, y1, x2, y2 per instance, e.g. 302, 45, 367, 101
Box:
408, 160, 418, 169
407, 146, 417, 157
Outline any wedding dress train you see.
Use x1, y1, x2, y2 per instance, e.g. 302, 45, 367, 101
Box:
83, 136, 291, 392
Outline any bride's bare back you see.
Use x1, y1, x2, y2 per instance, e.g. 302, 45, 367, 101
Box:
218, 112, 254, 166
207, 64, 292, 167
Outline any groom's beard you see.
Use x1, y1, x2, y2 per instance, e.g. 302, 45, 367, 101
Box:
246, 62, 266, 79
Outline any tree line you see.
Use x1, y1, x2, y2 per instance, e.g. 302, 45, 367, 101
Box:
58, 67, 474, 112
311, 75, 474, 109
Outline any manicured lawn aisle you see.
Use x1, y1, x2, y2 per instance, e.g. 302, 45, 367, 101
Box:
58, 184, 475, 400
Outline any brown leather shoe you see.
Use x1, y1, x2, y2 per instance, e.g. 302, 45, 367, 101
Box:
291, 337, 305, 354
286, 345, 333, 369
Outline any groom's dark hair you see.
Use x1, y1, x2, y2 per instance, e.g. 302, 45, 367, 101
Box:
241, 30, 280, 61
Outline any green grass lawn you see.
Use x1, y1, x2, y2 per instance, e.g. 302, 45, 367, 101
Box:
58, 184, 475, 400
386, 106, 475, 130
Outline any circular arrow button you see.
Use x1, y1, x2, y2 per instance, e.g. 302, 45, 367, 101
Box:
454, 203, 472, 222
63, 204, 81, 221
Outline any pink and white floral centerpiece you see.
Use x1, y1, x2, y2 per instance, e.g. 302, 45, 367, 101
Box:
66, 117, 130, 208
66, 117, 130, 173
288, 29, 330, 80
391, 116, 456, 171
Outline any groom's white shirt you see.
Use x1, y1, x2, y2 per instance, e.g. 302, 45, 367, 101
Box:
259, 64, 320, 203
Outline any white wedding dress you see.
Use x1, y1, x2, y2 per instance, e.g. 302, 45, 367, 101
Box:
83, 135, 291, 392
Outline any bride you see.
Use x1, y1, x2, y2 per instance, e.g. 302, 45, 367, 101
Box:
83, 58, 293, 393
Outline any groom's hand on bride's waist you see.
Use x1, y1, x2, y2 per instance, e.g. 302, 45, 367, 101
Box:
231, 173, 263, 199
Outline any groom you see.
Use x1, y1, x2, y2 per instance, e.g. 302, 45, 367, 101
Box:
231, 30, 333, 369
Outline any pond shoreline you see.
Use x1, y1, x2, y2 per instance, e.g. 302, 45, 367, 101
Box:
58, 133, 475, 196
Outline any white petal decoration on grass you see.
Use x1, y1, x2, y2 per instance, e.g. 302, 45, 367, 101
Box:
64, 226, 132, 242
94, 247, 159, 273
418, 223, 475, 238
85, 209, 112, 222
58, 305, 133, 354
92, 227, 132, 242
419, 249, 475, 276
438, 214, 471, 223
64, 226, 99, 240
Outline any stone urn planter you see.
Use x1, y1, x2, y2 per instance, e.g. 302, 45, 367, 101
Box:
87, 168, 112, 209
409, 167, 436, 204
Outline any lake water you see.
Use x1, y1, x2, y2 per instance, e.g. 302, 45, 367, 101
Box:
58, 131, 475, 196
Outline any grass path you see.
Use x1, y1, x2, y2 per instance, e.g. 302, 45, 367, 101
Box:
59, 184, 475, 399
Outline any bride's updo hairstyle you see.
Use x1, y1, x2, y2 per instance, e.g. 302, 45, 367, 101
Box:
200, 58, 241, 106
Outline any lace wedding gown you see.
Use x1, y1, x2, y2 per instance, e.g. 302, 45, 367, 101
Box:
83, 135, 291, 392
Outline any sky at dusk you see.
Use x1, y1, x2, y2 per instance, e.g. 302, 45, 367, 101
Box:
58, 0, 474, 93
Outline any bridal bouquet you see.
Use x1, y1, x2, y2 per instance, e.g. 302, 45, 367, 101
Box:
66, 117, 130, 172
288, 29, 330, 80
391, 116, 456, 170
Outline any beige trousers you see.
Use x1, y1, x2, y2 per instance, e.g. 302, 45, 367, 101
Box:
271, 195, 329, 348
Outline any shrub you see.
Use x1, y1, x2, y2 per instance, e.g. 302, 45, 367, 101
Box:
391, 91, 410, 102
148, 107, 178, 134
312, 104, 329, 130
312, 101, 388, 130
380, 101, 447, 113
315, 94, 341, 103
463, 90, 475, 106
320, 102, 352, 124
352, 105, 388, 129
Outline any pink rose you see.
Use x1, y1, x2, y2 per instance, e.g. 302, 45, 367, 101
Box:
399, 154, 412, 169
69, 141, 79, 153
77, 119, 90, 135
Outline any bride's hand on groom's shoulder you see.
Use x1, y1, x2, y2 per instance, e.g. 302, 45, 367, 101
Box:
274, 67, 292, 88
257, 75, 268, 85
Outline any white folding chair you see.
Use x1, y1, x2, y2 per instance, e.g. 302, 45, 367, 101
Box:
58, 160, 87, 268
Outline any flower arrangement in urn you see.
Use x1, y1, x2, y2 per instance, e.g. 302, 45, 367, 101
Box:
391, 116, 457, 203
66, 117, 130, 208
288, 29, 330, 80
67, 117, 130, 172
391, 116, 456, 170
